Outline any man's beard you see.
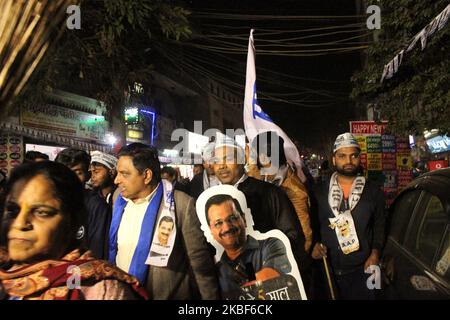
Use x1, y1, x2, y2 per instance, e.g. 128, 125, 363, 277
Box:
95, 176, 114, 190
336, 166, 359, 177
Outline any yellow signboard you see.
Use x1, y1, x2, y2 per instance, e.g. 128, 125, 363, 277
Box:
355, 136, 367, 153
397, 153, 413, 170
367, 153, 382, 171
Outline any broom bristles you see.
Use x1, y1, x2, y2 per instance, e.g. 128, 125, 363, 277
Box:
0, 0, 71, 110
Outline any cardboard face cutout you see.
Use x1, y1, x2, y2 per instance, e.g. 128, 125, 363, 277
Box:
196, 185, 307, 300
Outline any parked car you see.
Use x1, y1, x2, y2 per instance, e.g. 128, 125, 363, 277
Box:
381, 168, 450, 299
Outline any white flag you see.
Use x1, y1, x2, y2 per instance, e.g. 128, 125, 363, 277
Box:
243, 29, 307, 183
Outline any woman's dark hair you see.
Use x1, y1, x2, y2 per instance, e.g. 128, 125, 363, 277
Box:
118, 143, 161, 186
0, 162, 87, 250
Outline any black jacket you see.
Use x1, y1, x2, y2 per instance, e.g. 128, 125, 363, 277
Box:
189, 172, 204, 199
237, 177, 308, 271
310, 178, 386, 273
84, 189, 111, 260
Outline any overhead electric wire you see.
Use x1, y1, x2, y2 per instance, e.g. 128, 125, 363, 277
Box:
199, 22, 366, 34
158, 45, 347, 108
178, 45, 345, 95
173, 40, 368, 56
155, 10, 361, 109
192, 12, 366, 21
198, 27, 368, 43
198, 49, 346, 84
199, 32, 372, 48
179, 47, 347, 99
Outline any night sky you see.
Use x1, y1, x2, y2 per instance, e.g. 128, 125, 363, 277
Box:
185, 0, 365, 156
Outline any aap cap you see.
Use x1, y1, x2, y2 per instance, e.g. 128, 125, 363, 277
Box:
214, 135, 244, 153
202, 142, 216, 162
90, 151, 118, 170
333, 132, 360, 153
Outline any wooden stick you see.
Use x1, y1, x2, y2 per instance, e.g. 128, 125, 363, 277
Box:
321, 244, 336, 300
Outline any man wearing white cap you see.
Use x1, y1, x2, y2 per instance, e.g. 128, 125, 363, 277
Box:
310, 132, 386, 300
212, 135, 308, 275
90, 150, 118, 206
189, 142, 220, 199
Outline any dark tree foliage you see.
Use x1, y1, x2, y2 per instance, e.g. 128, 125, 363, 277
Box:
351, 0, 449, 135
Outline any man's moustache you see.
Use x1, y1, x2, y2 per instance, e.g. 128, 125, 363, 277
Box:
220, 227, 238, 238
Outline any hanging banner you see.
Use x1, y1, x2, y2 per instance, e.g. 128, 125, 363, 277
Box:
381, 4, 450, 82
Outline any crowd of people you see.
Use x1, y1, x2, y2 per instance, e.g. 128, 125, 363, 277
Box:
0, 131, 387, 300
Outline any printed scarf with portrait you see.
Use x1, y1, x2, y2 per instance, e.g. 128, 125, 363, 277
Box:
146, 179, 177, 267
327, 172, 365, 255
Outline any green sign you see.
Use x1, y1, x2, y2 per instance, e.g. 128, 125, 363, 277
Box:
367, 135, 382, 153
125, 107, 139, 124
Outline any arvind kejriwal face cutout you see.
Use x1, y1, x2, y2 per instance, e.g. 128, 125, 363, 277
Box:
196, 185, 307, 300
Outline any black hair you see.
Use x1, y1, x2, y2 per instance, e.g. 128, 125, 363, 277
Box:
24, 151, 49, 163
0, 161, 87, 251
252, 131, 287, 169
90, 161, 112, 173
159, 216, 174, 226
54, 148, 90, 171
161, 166, 177, 179
118, 143, 161, 186
204, 194, 244, 226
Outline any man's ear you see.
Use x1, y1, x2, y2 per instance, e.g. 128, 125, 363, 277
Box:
332, 157, 336, 167
143, 169, 153, 185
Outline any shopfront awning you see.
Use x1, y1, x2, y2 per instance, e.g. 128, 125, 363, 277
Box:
0, 122, 111, 152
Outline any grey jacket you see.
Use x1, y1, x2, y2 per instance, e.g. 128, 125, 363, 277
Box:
145, 190, 220, 299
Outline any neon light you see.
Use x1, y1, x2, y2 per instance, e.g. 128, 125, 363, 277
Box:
139, 109, 156, 146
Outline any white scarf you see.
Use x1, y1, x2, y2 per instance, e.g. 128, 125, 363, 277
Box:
327, 172, 365, 255
145, 179, 177, 267
263, 164, 289, 187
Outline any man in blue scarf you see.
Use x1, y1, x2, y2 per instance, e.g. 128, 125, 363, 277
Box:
109, 143, 219, 299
